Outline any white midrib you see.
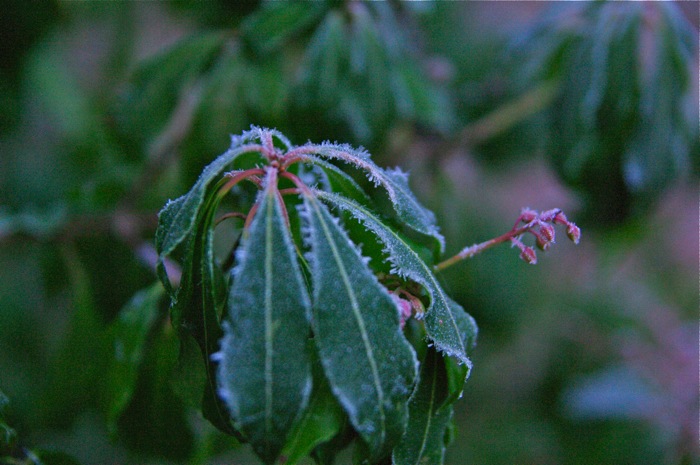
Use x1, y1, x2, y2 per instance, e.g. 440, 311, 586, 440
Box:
312, 199, 387, 446
317, 191, 464, 358
264, 193, 274, 443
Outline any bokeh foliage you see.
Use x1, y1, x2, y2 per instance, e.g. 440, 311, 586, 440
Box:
0, 1, 697, 464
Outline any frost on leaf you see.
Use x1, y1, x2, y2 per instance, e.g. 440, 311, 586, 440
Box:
156, 127, 485, 464
302, 144, 445, 253
301, 193, 418, 459
218, 170, 312, 464
313, 190, 477, 369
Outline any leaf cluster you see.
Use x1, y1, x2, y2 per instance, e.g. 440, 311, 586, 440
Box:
111, 0, 451, 182
510, 2, 698, 223
155, 127, 477, 464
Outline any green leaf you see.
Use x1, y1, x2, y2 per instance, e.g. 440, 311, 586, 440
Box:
348, 4, 392, 128
281, 344, 346, 465
113, 31, 227, 146
0, 204, 67, 240
391, 62, 453, 133
156, 131, 264, 265
297, 10, 345, 107
102, 283, 164, 433
218, 169, 312, 464
157, 128, 296, 437
302, 194, 418, 459
516, 2, 698, 222
393, 348, 453, 465
183, 48, 251, 164
116, 312, 194, 460
165, 197, 234, 435
443, 356, 469, 407
304, 146, 445, 253
311, 421, 357, 465
312, 190, 477, 370
307, 157, 371, 206
241, 2, 327, 55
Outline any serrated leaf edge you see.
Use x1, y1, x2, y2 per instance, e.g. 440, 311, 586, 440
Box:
313, 190, 476, 366
302, 195, 391, 448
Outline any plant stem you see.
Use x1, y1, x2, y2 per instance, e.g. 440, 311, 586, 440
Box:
458, 79, 559, 145
215, 212, 247, 226
434, 225, 531, 272
279, 171, 313, 196
217, 167, 266, 199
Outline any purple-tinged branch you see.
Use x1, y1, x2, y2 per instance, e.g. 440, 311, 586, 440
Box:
435, 208, 580, 271
215, 211, 247, 226
218, 168, 266, 198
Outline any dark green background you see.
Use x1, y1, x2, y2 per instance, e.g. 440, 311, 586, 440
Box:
1, 2, 697, 464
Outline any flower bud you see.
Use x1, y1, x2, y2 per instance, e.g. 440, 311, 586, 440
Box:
566, 223, 581, 244
520, 208, 538, 223
519, 246, 537, 264
539, 209, 560, 222
539, 223, 555, 243
535, 233, 551, 251
396, 297, 412, 328
553, 211, 568, 225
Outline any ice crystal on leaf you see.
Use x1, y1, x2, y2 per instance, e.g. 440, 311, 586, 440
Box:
155, 127, 578, 465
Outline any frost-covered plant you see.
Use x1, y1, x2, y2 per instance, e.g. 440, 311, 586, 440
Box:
155, 127, 578, 464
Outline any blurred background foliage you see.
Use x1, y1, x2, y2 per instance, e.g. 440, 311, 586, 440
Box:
0, 1, 697, 464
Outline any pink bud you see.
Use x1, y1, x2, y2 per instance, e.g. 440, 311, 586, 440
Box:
519, 246, 537, 264
535, 233, 551, 251
553, 211, 568, 225
566, 223, 581, 244
397, 298, 412, 328
539, 209, 561, 222
539, 223, 556, 243
520, 208, 537, 223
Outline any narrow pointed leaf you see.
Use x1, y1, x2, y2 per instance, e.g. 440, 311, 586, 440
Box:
303, 146, 445, 253
219, 170, 312, 464
102, 283, 164, 432
241, 2, 327, 55
307, 157, 371, 206
165, 213, 235, 435
444, 354, 470, 407
393, 348, 453, 465
302, 194, 417, 459
114, 31, 227, 146
313, 190, 477, 370
156, 134, 262, 262
199, 216, 237, 434
156, 128, 301, 437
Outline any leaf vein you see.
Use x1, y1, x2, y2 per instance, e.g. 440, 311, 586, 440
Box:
264, 193, 275, 445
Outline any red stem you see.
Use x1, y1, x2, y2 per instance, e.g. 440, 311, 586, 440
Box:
218, 168, 266, 198
278, 188, 301, 196
434, 223, 534, 272
279, 171, 313, 196
215, 211, 247, 226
